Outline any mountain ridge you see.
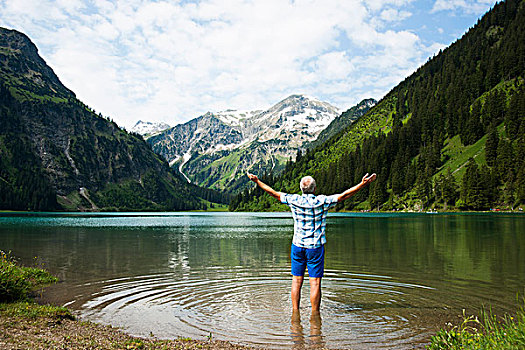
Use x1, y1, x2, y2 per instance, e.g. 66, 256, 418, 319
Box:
147, 94, 352, 192
308, 98, 376, 149
0, 27, 226, 211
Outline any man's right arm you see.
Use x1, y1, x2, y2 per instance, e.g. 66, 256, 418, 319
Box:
336, 173, 376, 202
247, 172, 283, 200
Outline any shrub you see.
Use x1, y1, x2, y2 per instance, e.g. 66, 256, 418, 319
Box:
0, 251, 58, 302
428, 301, 525, 349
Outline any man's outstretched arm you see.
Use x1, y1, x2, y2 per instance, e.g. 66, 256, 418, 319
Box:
336, 173, 377, 202
247, 172, 282, 200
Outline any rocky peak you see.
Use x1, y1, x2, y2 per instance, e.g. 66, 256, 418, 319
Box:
270, 94, 335, 113
359, 98, 376, 109
0, 27, 73, 98
1, 28, 39, 60
252, 94, 340, 144
130, 120, 171, 136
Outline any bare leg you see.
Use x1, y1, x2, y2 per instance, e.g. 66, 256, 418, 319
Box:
291, 275, 304, 310
309, 277, 322, 312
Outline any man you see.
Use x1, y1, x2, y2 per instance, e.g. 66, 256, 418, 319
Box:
247, 172, 376, 312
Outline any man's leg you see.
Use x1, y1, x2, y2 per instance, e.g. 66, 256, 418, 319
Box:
291, 245, 306, 310
291, 275, 304, 310
309, 277, 322, 312
305, 245, 324, 312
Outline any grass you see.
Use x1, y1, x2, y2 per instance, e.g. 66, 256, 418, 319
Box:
0, 301, 72, 319
193, 201, 229, 211
8, 86, 68, 104
437, 134, 487, 181
0, 250, 73, 319
57, 190, 90, 211
427, 301, 525, 349
0, 250, 58, 302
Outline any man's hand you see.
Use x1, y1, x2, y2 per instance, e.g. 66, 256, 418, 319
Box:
337, 172, 377, 202
247, 172, 258, 182
246, 171, 281, 200
361, 173, 377, 185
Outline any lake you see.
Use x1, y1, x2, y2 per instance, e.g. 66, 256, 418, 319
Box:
0, 212, 523, 349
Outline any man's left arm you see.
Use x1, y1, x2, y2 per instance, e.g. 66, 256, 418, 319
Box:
247, 172, 283, 200
336, 173, 377, 202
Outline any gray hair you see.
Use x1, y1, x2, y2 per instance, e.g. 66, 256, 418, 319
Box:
300, 176, 316, 194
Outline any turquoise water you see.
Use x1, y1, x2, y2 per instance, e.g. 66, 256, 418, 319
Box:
0, 212, 523, 349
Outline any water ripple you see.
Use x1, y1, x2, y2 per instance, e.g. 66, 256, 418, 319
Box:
61, 267, 446, 349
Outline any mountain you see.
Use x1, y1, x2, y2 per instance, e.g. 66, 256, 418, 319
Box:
130, 120, 171, 136
231, 0, 524, 212
147, 94, 341, 192
308, 98, 376, 149
0, 27, 227, 211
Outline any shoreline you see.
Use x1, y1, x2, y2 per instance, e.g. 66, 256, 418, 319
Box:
2, 268, 522, 349
1, 208, 523, 214
0, 301, 257, 350
4, 298, 521, 350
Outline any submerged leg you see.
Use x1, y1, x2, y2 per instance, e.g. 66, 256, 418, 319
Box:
291, 275, 304, 310
309, 277, 322, 312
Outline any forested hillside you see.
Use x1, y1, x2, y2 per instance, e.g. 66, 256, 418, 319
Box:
0, 27, 228, 211
230, 0, 524, 212
307, 98, 376, 150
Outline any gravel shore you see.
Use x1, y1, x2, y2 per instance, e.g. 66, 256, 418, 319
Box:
0, 313, 256, 350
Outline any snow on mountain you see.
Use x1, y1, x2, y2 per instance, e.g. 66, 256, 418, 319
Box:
146, 94, 342, 190
357, 98, 376, 112
214, 109, 262, 127
130, 120, 171, 136
210, 95, 340, 146
249, 94, 340, 146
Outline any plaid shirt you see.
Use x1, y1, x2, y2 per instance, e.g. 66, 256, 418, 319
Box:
280, 193, 339, 249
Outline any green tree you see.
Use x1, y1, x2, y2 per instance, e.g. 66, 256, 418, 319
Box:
368, 166, 386, 210
485, 127, 499, 167
435, 169, 458, 210
461, 159, 494, 210
496, 138, 514, 183
505, 86, 525, 139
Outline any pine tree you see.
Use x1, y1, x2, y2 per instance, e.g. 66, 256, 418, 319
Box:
485, 127, 499, 167
496, 138, 515, 184
505, 86, 524, 139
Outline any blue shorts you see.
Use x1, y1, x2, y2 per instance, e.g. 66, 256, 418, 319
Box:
291, 244, 325, 278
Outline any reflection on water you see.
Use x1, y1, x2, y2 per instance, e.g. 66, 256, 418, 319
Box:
291, 311, 324, 349
0, 212, 523, 349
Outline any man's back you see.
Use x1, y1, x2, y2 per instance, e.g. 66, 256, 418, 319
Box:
280, 193, 338, 249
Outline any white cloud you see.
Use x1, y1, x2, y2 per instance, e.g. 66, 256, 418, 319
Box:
379, 8, 412, 22
0, 0, 494, 128
312, 51, 355, 80
432, 0, 497, 14
364, 0, 415, 12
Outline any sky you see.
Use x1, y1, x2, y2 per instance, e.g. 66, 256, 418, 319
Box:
0, 0, 499, 129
